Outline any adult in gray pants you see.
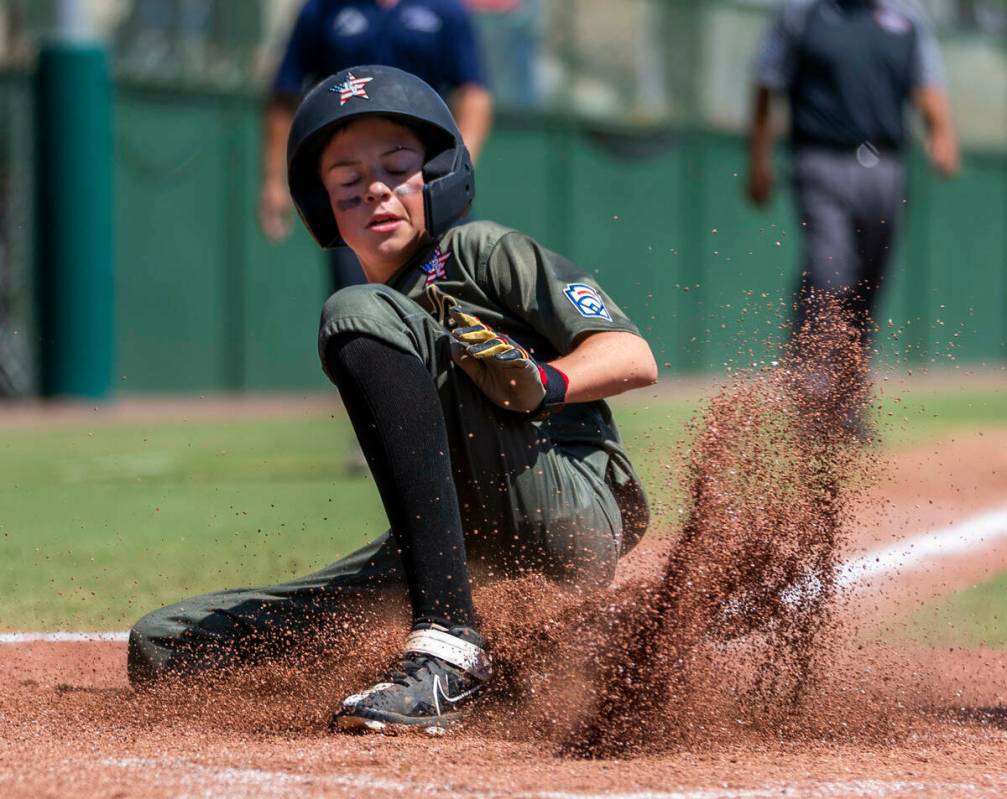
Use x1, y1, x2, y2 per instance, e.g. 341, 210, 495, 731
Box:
747, 0, 958, 418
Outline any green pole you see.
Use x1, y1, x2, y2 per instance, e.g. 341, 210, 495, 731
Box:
35, 6, 115, 398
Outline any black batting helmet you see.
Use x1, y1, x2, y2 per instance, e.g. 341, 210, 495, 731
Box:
286, 65, 475, 249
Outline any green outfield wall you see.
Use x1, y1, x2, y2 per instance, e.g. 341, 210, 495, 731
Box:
2, 75, 1005, 393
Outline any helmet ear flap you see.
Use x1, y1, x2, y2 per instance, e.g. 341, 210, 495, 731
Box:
297, 183, 342, 248
422, 146, 475, 238
288, 144, 344, 249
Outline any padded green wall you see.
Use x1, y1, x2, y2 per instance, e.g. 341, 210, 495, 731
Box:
479, 122, 1007, 376
2, 74, 1002, 392
114, 87, 328, 392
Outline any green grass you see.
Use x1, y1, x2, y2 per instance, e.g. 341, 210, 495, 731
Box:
873, 385, 1007, 447
900, 572, 1007, 648
0, 382, 1002, 631
0, 416, 386, 629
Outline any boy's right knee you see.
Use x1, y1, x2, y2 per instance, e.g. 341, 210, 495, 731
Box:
318, 284, 423, 375
321, 283, 394, 318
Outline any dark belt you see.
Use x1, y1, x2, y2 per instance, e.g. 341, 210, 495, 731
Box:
792, 139, 903, 156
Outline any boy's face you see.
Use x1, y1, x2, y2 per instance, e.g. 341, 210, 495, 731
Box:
319, 117, 427, 281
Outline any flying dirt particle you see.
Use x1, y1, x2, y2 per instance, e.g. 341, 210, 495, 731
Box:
557, 294, 878, 758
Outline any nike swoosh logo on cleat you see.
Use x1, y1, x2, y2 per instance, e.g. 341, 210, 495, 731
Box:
432, 675, 480, 717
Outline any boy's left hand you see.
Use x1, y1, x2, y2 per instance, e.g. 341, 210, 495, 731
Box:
448, 308, 568, 415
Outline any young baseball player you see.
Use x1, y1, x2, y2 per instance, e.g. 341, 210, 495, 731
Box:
128, 65, 656, 733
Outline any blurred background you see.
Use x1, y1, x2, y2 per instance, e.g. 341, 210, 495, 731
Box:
0, 0, 1005, 639
0, 0, 1004, 398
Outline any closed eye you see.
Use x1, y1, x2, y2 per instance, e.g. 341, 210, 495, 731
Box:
383, 149, 422, 175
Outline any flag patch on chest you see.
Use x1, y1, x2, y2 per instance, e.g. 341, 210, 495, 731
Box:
420, 247, 452, 285
564, 283, 612, 321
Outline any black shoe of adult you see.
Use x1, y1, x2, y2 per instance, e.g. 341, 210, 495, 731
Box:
332, 623, 491, 734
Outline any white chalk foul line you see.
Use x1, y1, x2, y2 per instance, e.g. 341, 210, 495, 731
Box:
0, 631, 129, 644
838, 503, 1007, 588
542, 781, 998, 799
104, 756, 455, 797
101, 757, 1005, 799
4, 500, 1007, 647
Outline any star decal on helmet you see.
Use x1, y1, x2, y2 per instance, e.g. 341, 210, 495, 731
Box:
330, 73, 374, 106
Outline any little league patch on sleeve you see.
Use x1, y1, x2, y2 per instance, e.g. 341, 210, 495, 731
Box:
564, 283, 612, 321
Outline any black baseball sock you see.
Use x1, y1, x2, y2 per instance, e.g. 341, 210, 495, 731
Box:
324, 333, 477, 632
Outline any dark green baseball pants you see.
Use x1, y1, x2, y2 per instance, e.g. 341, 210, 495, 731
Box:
128, 284, 639, 685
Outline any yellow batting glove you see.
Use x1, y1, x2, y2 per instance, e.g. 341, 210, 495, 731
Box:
448, 307, 568, 415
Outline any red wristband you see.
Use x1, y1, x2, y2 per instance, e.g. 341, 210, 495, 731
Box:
535, 363, 569, 418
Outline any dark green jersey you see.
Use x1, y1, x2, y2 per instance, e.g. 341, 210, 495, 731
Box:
126, 226, 653, 686
388, 220, 646, 513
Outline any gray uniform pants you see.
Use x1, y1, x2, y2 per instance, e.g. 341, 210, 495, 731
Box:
128, 284, 632, 685
792, 146, 907, 336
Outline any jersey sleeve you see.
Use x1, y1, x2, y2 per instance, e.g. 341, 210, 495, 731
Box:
484, 232, 641, 355
752, 0, 816, 91
271, 0, 324, 98
908, 8, 946, 88
442, 2, 487, 89
752, 9, 797, 90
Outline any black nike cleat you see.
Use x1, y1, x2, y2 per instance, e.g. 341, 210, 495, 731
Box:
332, 623, 491, 735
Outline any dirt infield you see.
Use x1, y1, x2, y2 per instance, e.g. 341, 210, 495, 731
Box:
2, 425, 1006, 798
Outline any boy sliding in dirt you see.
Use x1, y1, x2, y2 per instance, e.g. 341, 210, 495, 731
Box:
127, 65, 656, 733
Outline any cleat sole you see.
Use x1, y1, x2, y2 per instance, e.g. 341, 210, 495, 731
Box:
332, 711, 459, 736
